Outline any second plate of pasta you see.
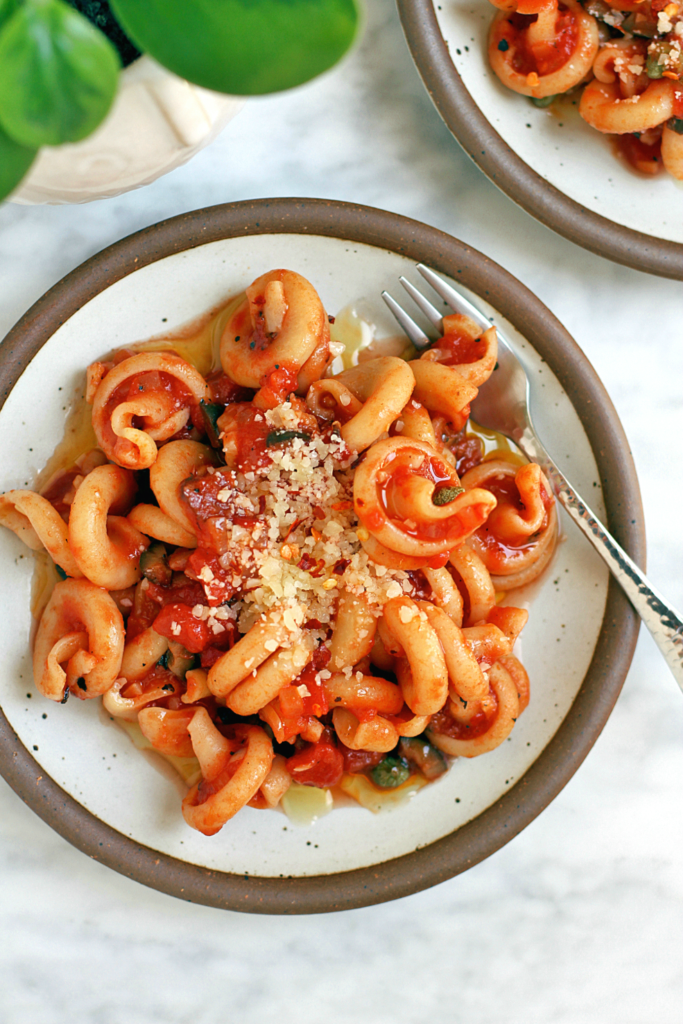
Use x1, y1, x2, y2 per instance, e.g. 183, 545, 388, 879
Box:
398, 0, 683, 279
0, 199, 643, 912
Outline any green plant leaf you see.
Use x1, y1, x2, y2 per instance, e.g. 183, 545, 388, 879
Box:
110, 0, 360, 95
0, 0, 120, 148
0, 0, 23, 30
0, 122, 36, 200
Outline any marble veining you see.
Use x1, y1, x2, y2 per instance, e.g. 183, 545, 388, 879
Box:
0, 1, 681, 1021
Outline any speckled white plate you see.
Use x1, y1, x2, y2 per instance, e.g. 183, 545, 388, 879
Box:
0, 199, 643, 912
398, 0, 683, 279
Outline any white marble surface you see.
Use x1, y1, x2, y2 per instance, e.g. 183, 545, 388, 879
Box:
0, 1, 681, 1021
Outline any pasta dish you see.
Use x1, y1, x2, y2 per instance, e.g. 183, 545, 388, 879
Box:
487, 0, 683, 178
0, 270, 557, 836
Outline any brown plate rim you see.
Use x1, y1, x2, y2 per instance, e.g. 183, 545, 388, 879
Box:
396, 0, 683, 281
0, 197, 644, 914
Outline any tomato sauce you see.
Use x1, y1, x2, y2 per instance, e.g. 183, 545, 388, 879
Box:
339, 744, 384, 775
616, 134, 663, 176
437, 330, 486, 367
40, 467, 83, 521
180, 466, 265, 605
186, 549, 240, 606
501, 7, 578, 78
181, 467, 258, 523
472, 472, 551, 569
216, 403, 273, 472
285, 735, 345, 787
453, 434, 484, 476
126, 576, 207, 638
152, 603, 214, 653
199, 631, 236, 668
430, 697, 496, 741
194, 753, 242, 806
120, 666, 180, 705
278, 646, 332, 738
256, 364, 299, 409
205, 370, 253, 406
473, 474, 536, 569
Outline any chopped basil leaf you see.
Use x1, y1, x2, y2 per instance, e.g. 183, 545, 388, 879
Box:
433, 485, 465, 506
646, 54, 663, 78
266, 429, 311, 446
200, 400, 224, 448
55, 564, 67, 580
531, 95, 556, 108
668, 117, 683, 135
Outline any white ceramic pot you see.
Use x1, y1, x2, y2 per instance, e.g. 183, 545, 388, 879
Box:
11, 56, 244, 205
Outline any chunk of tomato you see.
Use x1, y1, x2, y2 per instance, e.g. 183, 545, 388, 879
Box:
153, 603, 212, 654
285, 739, 344, 788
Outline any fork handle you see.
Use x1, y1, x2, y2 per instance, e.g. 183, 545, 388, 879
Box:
518, 431, 683, 692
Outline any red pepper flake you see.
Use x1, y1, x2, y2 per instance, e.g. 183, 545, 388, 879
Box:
284, 517, 302, 540
298, 552, 317, 572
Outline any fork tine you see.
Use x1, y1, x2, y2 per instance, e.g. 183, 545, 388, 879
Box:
416, 263, 491, 333
398, 276, 442, 331
381, 290, 431, 349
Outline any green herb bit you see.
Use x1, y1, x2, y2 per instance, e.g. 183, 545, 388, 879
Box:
646, 53, 664, 78
371, 755, 412, 789
156, 649, 171, 669
167, 648, 198, 680
531, 95, 556, 108
266, 429, 311, 446
140, 542, 172, 586
398, 736, 448, 780
619, 9, 657, 37
200, 400, 224, 448
668, 117, 683, 135
646, 42, 682, 79
433, 485, 465, 506
54, 564, 67, 580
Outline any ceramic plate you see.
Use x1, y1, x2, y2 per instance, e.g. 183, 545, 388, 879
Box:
398, 0, 683, 280
0, 199, 643, 913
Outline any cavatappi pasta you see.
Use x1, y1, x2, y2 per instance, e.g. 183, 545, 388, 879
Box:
0, 269, 558, 836
487, 0, 683, 178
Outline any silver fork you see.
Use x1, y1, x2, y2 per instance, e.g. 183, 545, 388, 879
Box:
382, 263, 683, 692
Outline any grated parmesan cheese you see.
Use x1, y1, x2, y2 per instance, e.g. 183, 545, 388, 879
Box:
398, 605, 417, 624
188, 400, 420, 670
